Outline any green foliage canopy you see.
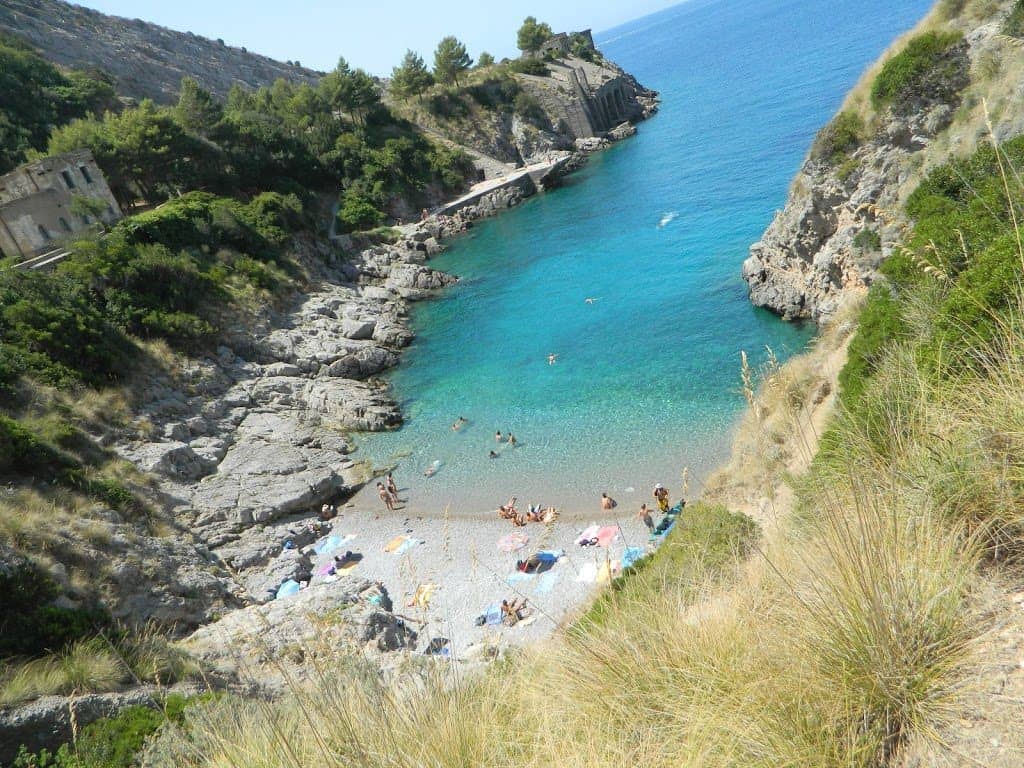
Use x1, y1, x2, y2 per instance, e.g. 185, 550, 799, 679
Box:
391, 50, 434, 99
433, 36, 473, 86
517, 16, 553, 53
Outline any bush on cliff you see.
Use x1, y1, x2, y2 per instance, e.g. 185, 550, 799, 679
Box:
811, 110, 865, 165
0, 559, 109, 659
1004, 0, 1024, 36
870, 30, 966, 113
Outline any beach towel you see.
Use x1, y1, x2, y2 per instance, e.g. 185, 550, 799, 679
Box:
537, 550, 562, 562
596, 525, 621, 548
393, 537, 422, 556
533, 570, 560, 595
408, 583, 436, 609
621, 546, 645, 571
384, 534, 408, 553
337, 558, 359, 571
597, 560, 621, 584
314, 534, 355, 555
518, 615, 538, 628
506, 570, 535, 585
576, 525, 601, 546
498, 532, 529, 553
576, 561, 598, 583
315, 562, 335, 577
485, 603, 503, 626
276, 579, 301, 599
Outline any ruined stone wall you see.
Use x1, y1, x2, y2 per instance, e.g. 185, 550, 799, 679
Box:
0, 150, 121, 259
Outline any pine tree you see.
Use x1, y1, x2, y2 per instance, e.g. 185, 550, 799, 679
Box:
174, 77, 222, 137
517, 17, 553, 53
433, 36, 473, 87
391, 50, 434, 99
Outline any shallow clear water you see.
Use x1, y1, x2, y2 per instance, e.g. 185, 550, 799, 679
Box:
355, 0, 933, 515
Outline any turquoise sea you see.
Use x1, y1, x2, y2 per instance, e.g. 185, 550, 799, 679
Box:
356, 0, 933, 515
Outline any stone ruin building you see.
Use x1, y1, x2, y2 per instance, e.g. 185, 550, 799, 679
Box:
518, 30, 650, 140
0, 149, 122, 263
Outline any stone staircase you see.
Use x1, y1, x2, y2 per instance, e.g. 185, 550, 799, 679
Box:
10, 247, 73, 272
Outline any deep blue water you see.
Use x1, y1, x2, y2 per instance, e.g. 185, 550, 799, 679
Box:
356, 0, 933, 514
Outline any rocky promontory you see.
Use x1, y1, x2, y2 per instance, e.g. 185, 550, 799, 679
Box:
742, 1, 1024, 322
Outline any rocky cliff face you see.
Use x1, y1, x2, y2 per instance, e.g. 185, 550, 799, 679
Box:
403, 54, 658, 173
742, 1, 1024, 322
0, 0, 321, 103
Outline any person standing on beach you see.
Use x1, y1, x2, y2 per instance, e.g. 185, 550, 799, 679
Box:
601, 492, 617, 511
637, 503, 654, 532
654, 483, 670, 513
377, 482, 395, 511
386, 473, 399, 502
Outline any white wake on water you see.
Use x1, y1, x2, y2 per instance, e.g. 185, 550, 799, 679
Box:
658, 211, 678, 228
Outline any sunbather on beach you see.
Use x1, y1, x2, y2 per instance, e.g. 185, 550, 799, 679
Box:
501, 598, 527, 626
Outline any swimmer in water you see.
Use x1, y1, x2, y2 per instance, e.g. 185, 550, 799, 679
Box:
584, 297, 600, 304
451, 416, 468, 431
547, 353, 558, 365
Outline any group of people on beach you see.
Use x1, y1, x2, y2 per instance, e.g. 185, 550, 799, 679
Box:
376, 473, 401, 510
497, 496, 557, 527
598, 484, 676, 534
637, 483, 674, 532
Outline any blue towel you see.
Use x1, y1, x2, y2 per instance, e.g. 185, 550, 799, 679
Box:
621, 546, 645, 570
276, 579, 301, 599
485, 603, 503, 626
506, 571, 535, 585
533, 570, 560, 595
394, 537, 422, 556
314, 535, 343, 555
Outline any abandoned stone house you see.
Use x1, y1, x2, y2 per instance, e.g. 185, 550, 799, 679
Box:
0, 149, 122, 261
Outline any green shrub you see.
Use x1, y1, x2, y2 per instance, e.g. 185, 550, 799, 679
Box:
870, 31, 965, 112
577, 503, 758, 629
337, 190, 385, 233
1004, 0, 1024, 36
0, 560, 109, 658
839, 284, 905, 405
812, 111, 864, 165
11, 693, 217, 768
853, 227, 882, 252
507, 58, 549, 76
513, 92, 547, 125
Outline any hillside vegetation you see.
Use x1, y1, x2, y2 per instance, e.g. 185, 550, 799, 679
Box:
0, 33, 473, 710
116, 9, 1024, 768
